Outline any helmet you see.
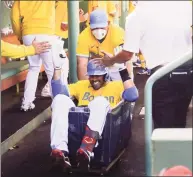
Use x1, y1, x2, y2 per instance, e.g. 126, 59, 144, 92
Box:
86, 59, 109, 81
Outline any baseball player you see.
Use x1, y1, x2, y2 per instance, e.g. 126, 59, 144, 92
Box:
136, 51, 150, 75
77, 9, 134, 81
11, 1, 61, 111
50, 59, 138, 170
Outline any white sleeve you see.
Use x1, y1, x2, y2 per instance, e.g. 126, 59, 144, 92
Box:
123, 12, 141, 53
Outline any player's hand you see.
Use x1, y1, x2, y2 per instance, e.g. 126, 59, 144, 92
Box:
114, 45, 123, 55
61, 22, 68, 31
79, 8, 84, 15
32, 38, 51, 54
1, 27, 13, 36
93, 50, 114, 67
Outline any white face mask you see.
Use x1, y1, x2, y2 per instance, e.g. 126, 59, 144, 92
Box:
92, 29, 107, 40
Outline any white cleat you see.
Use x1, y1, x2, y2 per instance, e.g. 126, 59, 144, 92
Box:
21, 102, 35, 112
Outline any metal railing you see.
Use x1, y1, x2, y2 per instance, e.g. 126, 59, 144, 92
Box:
144, 49, 192, 176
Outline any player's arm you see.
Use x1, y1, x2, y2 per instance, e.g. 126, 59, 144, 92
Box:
1, 39, 51, 58
114, 43, 134, 79
52, 68, 79, 98
113, 25, 134, 79
114, 12, 140, 63
11, 1, 21, 40
99, 12, 140, 67
61, 1, 68, 31
51, 68, 70, 97
120, 68, 138, 102
107, 1, 116, 17
76, 32, 89, 80
77, 57, 88, 80
1, 40, 34, 58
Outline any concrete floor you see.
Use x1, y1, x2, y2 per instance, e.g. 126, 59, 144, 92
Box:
1, 69, 192, 177
1, 78, 51, 142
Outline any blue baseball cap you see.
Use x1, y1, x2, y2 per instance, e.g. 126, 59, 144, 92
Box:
90, 9, 108, 29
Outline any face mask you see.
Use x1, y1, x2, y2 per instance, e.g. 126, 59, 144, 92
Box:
92, 29, 107, 40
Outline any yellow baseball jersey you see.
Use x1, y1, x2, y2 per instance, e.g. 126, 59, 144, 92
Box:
55, 1, 68, 39
139, 53, 146, 68
128, 1, 138, 14
68, 80, 124, 108
76, 24, 124, 58
88, 1, 116, 23
11, 1, 56, 40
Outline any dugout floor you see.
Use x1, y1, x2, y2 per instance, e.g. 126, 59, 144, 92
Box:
1, 68, 192, 177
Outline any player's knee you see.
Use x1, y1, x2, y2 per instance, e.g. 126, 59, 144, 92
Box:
52, 94, 71, 108
89, 96, 110, 110
93, 96, 109, 105
30, 65, 41, 72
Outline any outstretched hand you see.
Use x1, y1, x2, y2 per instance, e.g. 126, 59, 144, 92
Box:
61, 22, 68, 31
92, 50, 114, 67
32, 38, 51, 54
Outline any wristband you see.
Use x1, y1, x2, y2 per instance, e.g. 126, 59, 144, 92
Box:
119, 68, 131, 82
54, 66, 61, 70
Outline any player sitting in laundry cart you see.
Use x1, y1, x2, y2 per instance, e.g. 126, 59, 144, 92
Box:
50, 59, 139, 170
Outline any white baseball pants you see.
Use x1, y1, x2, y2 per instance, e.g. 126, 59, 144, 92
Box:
22, 34, 57, 103
56, 37, 69, 85
50, 94, 110, 152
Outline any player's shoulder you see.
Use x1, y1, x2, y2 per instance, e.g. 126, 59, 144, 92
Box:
78, 26, 92, 38
110, 24, 124, 34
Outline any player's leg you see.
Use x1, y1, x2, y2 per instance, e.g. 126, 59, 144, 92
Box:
76, 96, 110, 170
21, 35, 42, 111
50, 94, 75, 168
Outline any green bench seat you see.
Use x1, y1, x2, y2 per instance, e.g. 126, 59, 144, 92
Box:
1, 60, 29, 80
1, 60, 44, 92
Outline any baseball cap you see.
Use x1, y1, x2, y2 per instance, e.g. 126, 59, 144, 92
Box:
90, 9, 108, 29
159, 165, 192, 176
